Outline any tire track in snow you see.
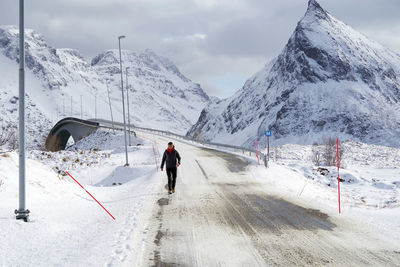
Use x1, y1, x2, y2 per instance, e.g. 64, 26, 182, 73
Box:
195, 160, 208, 180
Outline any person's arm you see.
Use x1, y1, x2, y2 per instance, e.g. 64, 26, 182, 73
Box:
161, 151, 166, 170
176, 151, 181, 165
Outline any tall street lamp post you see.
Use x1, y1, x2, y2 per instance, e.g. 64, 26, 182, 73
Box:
125, 67, 131, 146
106, 79, 115, 134
118, 35, 129, 166
15, 0, 30, 222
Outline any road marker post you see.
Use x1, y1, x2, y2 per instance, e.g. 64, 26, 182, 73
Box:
255, 140, 260, 165
154, 139, 160, 158
152, 144, 159, 171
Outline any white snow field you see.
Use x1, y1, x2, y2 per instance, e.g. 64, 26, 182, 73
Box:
0, 130, 163, 266
0, 128, 399, 266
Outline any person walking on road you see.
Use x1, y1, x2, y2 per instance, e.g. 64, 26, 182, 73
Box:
161, 142, 181, 194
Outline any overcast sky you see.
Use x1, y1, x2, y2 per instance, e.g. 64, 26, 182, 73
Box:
1, 0, 400, 98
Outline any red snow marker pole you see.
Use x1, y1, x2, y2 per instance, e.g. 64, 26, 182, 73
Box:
154, 139, 160, 157
255, 140, 260, 165
65, 171, 115, 220
152, 144, 159, 171
337, 138, 341, 214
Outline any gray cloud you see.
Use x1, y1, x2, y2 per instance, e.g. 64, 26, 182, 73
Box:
1, 0, 399, 98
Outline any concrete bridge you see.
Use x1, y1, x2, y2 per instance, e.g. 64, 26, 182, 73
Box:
45, 117, 138, 151
45, 117, 100, 151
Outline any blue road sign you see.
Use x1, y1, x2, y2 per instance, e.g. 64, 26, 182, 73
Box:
265, 130, 271, 137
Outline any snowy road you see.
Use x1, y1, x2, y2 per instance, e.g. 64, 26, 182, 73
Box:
2, 128, 398, 266
139, 133, 400, 266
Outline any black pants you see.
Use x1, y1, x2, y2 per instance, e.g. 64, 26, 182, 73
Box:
166, 167, 177, 190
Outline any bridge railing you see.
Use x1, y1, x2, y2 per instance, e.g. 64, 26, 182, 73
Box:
92, 119, 268, 167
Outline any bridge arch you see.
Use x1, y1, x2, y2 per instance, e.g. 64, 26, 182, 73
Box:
45, 117, 99, 151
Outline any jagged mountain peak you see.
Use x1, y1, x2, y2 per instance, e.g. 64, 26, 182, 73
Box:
91, 47, 210, 102
305, 0, 328, 19
187, 1, 400, 148
140, 48, 159, 59
91, 48, 194, 85
0, 25, 48, 50
138, 49, 190, 82
272, 0, 400, 94
90, 50, 121, 66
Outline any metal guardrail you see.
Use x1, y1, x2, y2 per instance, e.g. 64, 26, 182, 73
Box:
91, 118, 268, 167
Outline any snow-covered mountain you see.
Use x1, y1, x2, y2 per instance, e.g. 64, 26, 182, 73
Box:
187, 0, 400, 148
91, 49, 210, 130
0, 25, 210, 148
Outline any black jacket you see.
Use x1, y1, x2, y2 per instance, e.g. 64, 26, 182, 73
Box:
161, 148, 181, 169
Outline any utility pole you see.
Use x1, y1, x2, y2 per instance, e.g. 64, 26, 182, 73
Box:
15, 0, 29, 222
125, 67, 131, 146
106, 79, 115, 133
118, 35, 129, 166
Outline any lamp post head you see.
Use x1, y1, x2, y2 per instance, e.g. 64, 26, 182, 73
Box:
118, 35, 126, 40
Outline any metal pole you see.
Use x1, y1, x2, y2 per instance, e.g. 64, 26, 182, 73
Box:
264, 153, 267, 168
125, 67, 131, 146
95, 94, 97, 119
267, 135, 270, 164
118, 35, 129, 166
63, 98, 65, 118
70, 96, 72, 117
106, 80, 115, 133
80, 95, 83, 119
15, 0, 29, 221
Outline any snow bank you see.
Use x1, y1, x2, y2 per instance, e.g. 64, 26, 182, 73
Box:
0, 130, 164, 266
260, 140, 400, 208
